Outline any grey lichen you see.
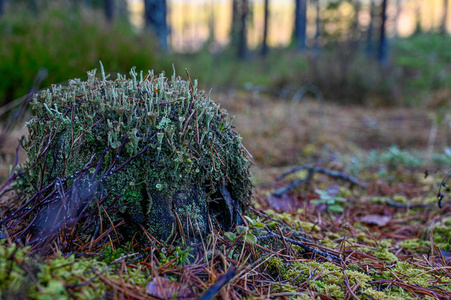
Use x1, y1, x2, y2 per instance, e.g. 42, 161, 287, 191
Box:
18, 67, 252, 243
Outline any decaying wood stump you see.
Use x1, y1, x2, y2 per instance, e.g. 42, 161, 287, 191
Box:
13, 67, 252, 249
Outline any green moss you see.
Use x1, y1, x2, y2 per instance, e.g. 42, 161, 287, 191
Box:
370, 261, 451, 297
263, 210, 319, 232
296, 221, 320, 232
361, 288, 404, 300
320, 283, 344, 299
392, 194, 408, 203
270, 283, 298, 293
264, 256, 288, 278
0, 242, 120, 299
281, 260, 374, 298
18, 67, 253, 244
371, 247, 398, 262
320, 237, 338, 248
379, 239, 393, 248
398, 238, 430, 253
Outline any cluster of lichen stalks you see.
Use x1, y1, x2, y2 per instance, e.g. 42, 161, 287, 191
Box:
14, 66, 252, 247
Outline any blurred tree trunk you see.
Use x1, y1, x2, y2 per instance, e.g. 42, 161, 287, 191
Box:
366, 0, 375, 56
351, 0, 361, 48
0, 0, 4, 17
144, 0, 168, 50
208, 0, 215, 43
440, 0, 448, 33
231, 0, 239, 48
261, 0, 269, 56
394, 0, 401, 37
116, 0, 129, 21
293, 0, 307, 51
104, 0, 114, 22
414, 2, 422, 34
378, 0, 388, 64
314, 0, 320, 56
230, 0, 248, 59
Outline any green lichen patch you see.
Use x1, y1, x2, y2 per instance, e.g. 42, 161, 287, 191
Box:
14, 66, 252, 246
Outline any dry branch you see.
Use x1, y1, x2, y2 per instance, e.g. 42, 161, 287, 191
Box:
274, 165, 367, 196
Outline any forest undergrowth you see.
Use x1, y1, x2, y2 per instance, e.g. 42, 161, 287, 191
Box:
0, 93, 450, 299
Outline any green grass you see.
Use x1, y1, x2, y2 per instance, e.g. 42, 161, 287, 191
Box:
0, 4, 171, 106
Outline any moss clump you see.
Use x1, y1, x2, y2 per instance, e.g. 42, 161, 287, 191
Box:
371, 247, 398, 262
398, 238, 430, 253
264, 256, 288, 278
18, 67, 252, 244
361, 289, 404, 300
0, 242, 112, 299
281, 260, 373, 299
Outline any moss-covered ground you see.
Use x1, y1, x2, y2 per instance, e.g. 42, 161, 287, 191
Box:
1, 92, 451, 299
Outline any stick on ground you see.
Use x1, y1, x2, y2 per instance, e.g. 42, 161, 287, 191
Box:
274, 165, 366, 196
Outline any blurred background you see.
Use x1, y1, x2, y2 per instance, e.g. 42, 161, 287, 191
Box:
2, 0, 451, 106
2, 0, 451, 178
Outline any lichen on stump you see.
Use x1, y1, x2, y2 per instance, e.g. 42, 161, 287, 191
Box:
17, 67, 252, 246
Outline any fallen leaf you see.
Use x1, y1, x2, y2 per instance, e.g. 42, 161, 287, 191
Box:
361, 215, 391, 227
146, 277, 196, 299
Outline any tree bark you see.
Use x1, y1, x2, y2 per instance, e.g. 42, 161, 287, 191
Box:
0, 0, 4, 17
144, 0, 169, 50
261, 0, 269, 56
237, 0, 248, 59
208, 0, 215, 43
366, 0, 375, 56
104, 0, 114, 22
352, 1, 361, 35
441, 0, 449, 34
230, 0, 239, 47
314, 0, 321, 56
394, 0, 401, 37
293, 0, 307, 51
378, 0, 388, 64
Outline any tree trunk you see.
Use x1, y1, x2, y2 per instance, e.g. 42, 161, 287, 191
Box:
314, 0, 321, 56
144, 0, 169, 50
0, 0, 4, 17
378, 0, 388, 64
261, 0, 269, 56
414, 2, 422, 34
208, 0, 215, 43
441, 0, 448, 34
104, 0, 114, 22
293, 0, 307, 51
231, 0, 239, 48
351, 0, 361, 48
366, 0, 375, 56
237, 0, 248, 59
394, 0, 401, 37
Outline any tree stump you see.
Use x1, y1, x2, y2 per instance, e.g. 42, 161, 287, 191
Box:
16, 67, 252, 248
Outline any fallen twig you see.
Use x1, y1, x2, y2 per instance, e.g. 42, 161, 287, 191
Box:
265, 232, 342, 263
199, 266, 236, 300
274, 165, 366, 196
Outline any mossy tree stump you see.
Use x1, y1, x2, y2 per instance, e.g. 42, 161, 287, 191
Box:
17, 67, 252, 246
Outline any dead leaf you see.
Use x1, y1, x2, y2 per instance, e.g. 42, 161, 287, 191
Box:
146, 277, 196, 299
361, 215, 391, 227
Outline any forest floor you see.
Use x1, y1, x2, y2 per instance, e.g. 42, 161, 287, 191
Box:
1, 92, 451, 299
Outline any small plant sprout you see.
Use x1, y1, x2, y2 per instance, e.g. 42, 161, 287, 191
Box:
312, 188, 347, 213
224, 216, 265, 245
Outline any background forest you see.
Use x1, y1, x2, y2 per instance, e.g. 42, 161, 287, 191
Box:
1, 0, 451, 299
2, 0, 451, 107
